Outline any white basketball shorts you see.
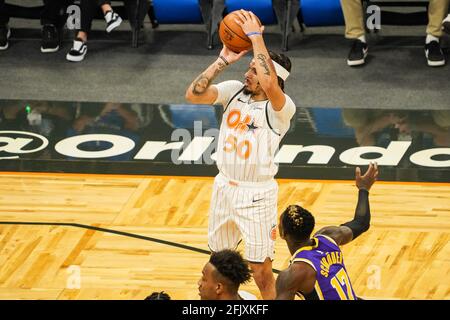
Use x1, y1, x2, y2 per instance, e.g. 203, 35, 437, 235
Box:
208, 173, 278, 263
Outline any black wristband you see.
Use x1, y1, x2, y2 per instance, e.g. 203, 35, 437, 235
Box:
219, 55, 229, 66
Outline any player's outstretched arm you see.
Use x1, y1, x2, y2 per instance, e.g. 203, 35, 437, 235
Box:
185, 46, 248, 105
315, 162, 379, 246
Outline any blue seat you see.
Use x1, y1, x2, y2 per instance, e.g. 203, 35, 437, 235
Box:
224, 0, 277, 25
299, 0, 345, 27
152, 0, 203, 24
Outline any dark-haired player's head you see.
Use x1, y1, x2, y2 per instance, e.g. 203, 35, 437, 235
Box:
243, 51, 292, 95
198, 250, 252, 300
144, 291, 171, 300
279, 205, 315, 243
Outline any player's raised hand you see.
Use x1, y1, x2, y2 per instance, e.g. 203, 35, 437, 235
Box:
355, 162, 379, 191
219, 45, 249, 64
234, 10, 264, 36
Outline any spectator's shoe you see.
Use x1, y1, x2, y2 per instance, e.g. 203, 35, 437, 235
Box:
148, 7, 159, 29
443, 15, 450, 35
41, 24, 59, 53
105, 10, 122, 33
425, 40, 445, 67
150, 19, 159, 29
0, 25, 11, 51
66, 38, 87, 62
347, 39, 368, 66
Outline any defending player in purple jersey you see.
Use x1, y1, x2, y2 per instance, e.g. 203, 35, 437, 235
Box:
276, 162, 379, 300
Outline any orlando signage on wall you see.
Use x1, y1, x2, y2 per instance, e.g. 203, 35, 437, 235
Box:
0, 129, 448, 182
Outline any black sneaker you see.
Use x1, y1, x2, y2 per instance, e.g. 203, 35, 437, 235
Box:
148, 6, 159, 29
66, 38, 87, 62
443, 15, 450, 35
150, 19, 159, 29
425, 40, 445, 67
347, 39, 368, 66
0, 25, 11, 51
105, 10, 122, 33
41, 24, 59, 53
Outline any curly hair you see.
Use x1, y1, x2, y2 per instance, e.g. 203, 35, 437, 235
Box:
145, 291, 171, 300
209, 250, 252, 291
281, 205, 315, 241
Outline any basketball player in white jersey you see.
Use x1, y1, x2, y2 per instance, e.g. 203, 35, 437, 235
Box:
186, 10, 296, 299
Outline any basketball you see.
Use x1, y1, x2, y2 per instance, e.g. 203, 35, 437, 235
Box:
219, 10, 262, 53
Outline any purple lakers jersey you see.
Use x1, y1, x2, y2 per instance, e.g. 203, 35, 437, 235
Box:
290, 234, 357, 300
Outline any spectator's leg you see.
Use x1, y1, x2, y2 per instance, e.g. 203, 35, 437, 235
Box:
41, 0, 62, 26
101, 0, 122, 33
40, 0, 68, 53
341, 0, 368, 66
66, 0, 97, 62
426, 0, 449, 38
0, 0, 9, 26
148, 0, 158, 28
79, 0, 99, 41
424, 0, 449, 67
0, 0, 10, 50
341, 0, 365, 40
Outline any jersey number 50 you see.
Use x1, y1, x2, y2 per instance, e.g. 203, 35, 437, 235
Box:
223, 134, 252, 160
224, 110, 253, 160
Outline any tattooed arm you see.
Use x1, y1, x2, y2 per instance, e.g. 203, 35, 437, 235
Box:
235, 10, 286, 111
185, 46, 248, 105
185, 57, 225, 105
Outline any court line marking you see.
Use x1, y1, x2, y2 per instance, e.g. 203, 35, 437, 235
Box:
0, 220, 282, 274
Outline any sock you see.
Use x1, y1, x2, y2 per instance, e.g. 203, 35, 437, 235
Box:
426, 34, 439, 44
104, 11, 113, 23
358, 35, 367, 43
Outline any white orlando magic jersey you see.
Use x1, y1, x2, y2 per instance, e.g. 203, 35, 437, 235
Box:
213, 80, 296, 182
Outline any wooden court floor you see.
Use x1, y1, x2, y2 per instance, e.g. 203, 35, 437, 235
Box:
0, 172, 449, 300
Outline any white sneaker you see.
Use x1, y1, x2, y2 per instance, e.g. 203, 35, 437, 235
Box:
66, 38, 87, 62
105, 11, 122, 33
